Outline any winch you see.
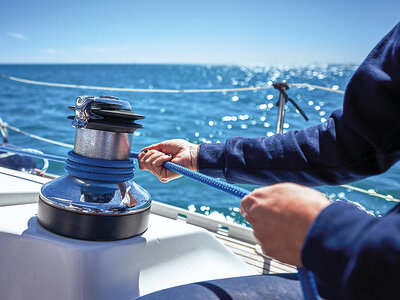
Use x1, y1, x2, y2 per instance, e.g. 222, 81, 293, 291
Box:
37, 95, 151, 241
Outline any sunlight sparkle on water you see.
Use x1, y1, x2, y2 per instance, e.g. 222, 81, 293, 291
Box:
222, 116, 237, 121
257, 104, 267, 110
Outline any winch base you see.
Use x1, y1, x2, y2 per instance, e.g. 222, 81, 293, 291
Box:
38, 195, 150, 241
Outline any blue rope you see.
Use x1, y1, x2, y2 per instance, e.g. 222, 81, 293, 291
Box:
65, 151, 135, 182
132, 152, 250, 199
0, 145, 319, 299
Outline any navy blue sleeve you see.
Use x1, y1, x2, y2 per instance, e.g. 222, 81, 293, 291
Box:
302, 201, 400, 299
198, 22, 400, 186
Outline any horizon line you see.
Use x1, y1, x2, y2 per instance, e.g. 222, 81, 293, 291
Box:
0, 61, 360, 67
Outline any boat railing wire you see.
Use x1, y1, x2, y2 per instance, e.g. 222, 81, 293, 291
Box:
0, 73, 345, 94
1, 72, 398, 203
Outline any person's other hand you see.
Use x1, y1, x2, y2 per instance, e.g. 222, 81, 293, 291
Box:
240, 183, 330, 266
138, 139, 200, 182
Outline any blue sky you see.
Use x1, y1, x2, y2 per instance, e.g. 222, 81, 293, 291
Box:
0, 0, 399, 65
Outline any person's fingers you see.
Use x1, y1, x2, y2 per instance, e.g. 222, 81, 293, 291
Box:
141, 139, 186, 156
144, 151, 162, 164
141, 143, 163, 152
240, 194, 255, 219
138, 150, 177, 183
141, 139, 179, 152
138, 150, 154, 168
138, 150, 163, 171
151, 154, 175, 181
137, 150, 149, 164
152, 154, 172, 169
146, 153, 169, 176
240, 187, 271, 221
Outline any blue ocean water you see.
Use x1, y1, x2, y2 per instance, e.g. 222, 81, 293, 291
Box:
0, 64, 398, 224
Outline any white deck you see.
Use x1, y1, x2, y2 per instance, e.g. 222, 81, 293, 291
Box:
0, 166, 49, 205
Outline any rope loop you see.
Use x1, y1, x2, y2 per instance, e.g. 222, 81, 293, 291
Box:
65, 151, 135, 182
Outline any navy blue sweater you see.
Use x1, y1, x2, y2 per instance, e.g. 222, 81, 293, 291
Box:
198, 22, 400, 299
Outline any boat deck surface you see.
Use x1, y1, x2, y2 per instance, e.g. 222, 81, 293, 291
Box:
213, 233, 296, 274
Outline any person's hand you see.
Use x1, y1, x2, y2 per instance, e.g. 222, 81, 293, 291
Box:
138, 139, 200, 183
240, 183, 330, 266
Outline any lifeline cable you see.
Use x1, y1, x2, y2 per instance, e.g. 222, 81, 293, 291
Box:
0, 144, 319, 300
0, 73, 345, 94
0, 121, 74, 148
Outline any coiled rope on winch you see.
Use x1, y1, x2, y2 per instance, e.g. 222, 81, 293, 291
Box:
0, 146, 134, 183
65, 151, 135, 182
0, 144, 319, 300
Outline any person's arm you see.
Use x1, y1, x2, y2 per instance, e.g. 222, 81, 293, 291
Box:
199, 22, 400, 186
302, 201, 400, 299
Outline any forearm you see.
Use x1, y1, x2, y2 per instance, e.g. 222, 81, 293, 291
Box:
198, 111, 400, 186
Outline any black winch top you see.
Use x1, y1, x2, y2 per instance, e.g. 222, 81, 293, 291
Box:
68, 95, 145, 133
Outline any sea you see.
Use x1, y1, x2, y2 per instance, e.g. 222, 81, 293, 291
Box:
0, 64, 398, 225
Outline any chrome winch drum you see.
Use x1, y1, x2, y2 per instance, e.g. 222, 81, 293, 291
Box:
38, 96, 151, 241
